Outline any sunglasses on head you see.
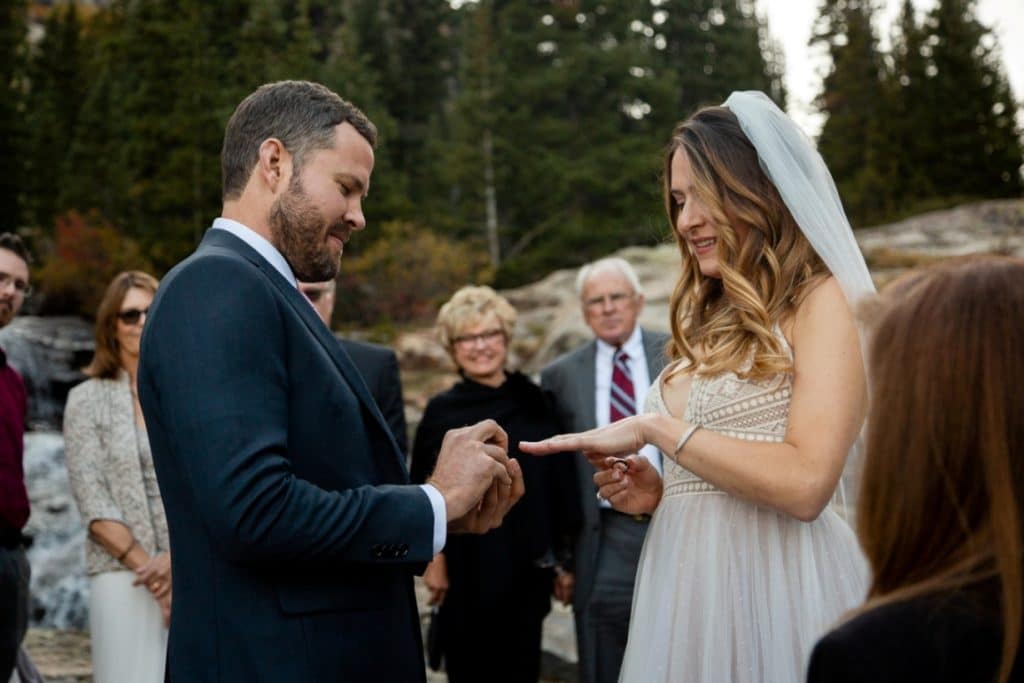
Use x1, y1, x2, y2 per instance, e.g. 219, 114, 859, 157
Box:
117, 308, 149, 325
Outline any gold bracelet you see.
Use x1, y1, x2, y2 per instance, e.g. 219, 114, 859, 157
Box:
116, 539, 136, 563
673, 424, 702, 457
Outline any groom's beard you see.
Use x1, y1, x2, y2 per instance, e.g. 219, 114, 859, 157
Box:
269, 176, 341, 283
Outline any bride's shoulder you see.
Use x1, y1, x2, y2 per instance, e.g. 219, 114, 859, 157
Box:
795, 276, 849, 321
789, 275, 858, 348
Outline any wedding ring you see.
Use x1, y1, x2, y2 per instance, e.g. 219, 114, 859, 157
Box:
595, 491, 604, 502
152, 581, 161, 590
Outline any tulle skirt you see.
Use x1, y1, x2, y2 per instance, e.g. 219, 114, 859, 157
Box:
618, 491, 868, 682
88, 571, 167, 683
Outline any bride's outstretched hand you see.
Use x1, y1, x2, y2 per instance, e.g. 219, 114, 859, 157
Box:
519, 416, 646, 460
594, 454, 662, 515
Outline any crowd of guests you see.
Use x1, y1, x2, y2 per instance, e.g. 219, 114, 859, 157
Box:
1, 77, 1022, 683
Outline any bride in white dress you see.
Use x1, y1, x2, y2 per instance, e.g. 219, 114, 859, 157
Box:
522, 91, 874, 682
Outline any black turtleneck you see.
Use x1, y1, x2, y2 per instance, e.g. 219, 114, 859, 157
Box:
410, 370, 580, 610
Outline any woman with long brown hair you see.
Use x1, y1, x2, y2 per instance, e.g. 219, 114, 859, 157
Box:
522, 91, 873, 681
64, 270, 169, 683
808, 255, 1024, 682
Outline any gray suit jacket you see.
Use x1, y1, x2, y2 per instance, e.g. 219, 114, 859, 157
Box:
540, 329, 670, 623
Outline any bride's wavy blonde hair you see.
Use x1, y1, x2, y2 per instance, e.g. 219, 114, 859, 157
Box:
665, 106, 828, 381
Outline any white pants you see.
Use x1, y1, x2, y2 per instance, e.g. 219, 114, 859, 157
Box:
88, 571, 167, 683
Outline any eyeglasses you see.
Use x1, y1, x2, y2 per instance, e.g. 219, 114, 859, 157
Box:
583, 292, 635, 309
0, 272, 31, 297
117, 308, 149, 325
452, 328, 506, 348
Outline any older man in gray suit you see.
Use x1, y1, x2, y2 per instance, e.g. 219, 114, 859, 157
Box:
541, 257, 669, 683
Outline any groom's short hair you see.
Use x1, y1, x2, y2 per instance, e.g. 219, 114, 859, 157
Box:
221, 80, 377, 201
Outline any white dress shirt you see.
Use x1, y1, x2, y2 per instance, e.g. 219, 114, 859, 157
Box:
211, 219, 447, 554
594, 326, 663, 508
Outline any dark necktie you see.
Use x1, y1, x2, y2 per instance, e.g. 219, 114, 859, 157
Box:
610, 348, 635, 423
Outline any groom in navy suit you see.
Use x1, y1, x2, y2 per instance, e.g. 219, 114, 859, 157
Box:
138, 80, 524, 682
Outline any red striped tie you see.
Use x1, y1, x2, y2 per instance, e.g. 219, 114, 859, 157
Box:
610, 348, 635, 422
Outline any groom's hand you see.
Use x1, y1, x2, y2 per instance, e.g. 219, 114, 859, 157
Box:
449, 463, 525, 535
426, 420, 524, 533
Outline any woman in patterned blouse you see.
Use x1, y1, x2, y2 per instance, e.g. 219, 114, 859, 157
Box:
64, 271, 169, 683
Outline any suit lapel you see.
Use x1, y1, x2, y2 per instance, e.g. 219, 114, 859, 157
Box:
642, 328, 669, 376
198, 230, 406, 474
574, 340, 598, 431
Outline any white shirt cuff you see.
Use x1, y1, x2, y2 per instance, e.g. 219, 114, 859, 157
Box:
419, 484, 447, 555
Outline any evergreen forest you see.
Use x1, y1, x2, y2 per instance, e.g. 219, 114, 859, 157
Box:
1, 0, 1021, 325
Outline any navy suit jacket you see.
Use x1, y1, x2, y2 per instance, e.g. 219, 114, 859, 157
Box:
138, 228, 433, 682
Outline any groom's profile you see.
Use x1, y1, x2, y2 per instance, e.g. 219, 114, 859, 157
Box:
138, 80, 524, 682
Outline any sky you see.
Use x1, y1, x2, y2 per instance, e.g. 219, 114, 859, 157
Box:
757, 0, 1024, 138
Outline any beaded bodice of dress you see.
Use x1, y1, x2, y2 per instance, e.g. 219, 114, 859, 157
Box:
646, 336, 793, 499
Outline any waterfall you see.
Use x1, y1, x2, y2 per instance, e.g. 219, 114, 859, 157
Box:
0, 315, 93, 431
23, 432, 89, 629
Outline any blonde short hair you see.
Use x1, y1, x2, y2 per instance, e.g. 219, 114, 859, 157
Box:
436, 285, 517, 352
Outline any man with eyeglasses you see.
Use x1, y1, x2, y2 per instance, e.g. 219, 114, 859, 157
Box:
299, 278, 408, 458
136, 81, 523, 682
0, 232, 33, 683
540, 256, 669, 683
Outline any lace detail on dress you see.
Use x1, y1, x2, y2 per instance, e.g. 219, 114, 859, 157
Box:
646, 332, 793, 499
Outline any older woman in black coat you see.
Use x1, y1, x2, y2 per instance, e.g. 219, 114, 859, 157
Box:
411, 285, 580, 682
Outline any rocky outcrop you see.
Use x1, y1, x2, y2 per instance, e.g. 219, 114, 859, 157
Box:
856, 199, 1024, 286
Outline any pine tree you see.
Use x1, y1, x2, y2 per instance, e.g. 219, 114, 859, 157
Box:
812, 0, 890, 225
62, 0, 247, 267
923, 0, 1022, 199
22, 2, 86, 231
231, 0, 318, 90
477, 0, 677, 284
316, 0, 408, 230
436, 0, 503, 264
60, 4, 135, 229
0, 0, 28, 228
350, 0, 452, 209
883, 0, 936, 213
657, 0, 782, 115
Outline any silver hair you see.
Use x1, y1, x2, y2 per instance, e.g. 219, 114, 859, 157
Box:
574, 257, 644, 298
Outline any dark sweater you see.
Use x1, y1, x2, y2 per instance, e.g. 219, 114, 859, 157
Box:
410, 370, 581, 609
0, 347, 28, 537
808, 583, 1021, 682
